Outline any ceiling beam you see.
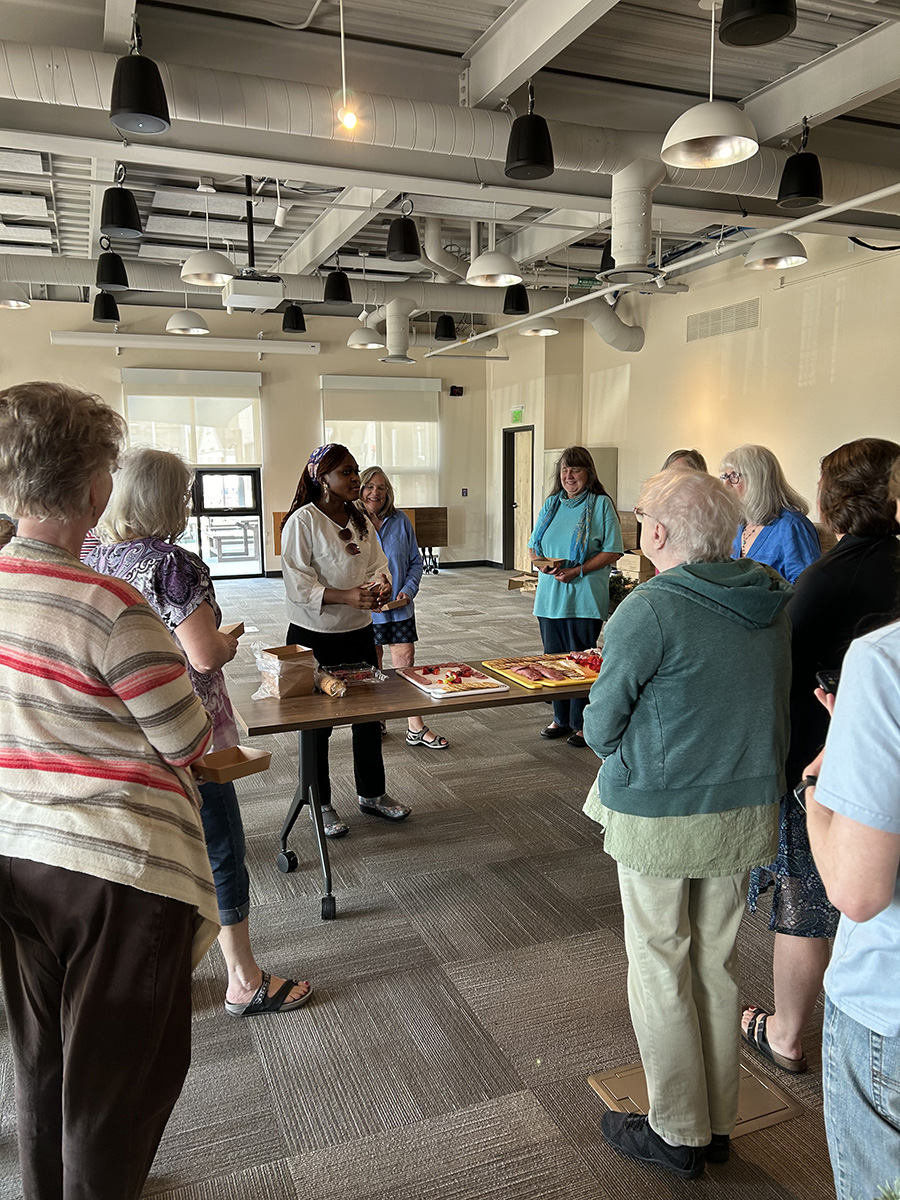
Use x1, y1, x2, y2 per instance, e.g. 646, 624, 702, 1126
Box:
501, 209, 609, 264
743, 22, 900, 142
273, 186, 396, 275
463, 0, 622, 110
103, 0, 134, 53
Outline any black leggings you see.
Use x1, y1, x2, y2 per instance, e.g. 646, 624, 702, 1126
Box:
286, 622, 386, 802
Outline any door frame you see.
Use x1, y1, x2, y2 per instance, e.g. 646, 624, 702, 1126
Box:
189, 466, 265, 578
501, 425, 534, 571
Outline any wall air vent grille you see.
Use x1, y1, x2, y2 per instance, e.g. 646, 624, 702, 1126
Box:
687, 298, 759, 342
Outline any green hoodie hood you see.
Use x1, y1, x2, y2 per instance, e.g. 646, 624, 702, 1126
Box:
640, 559, 792, 629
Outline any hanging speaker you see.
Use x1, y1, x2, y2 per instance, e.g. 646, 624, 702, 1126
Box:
323, 268, 352, 304
719, 0, 796, 47
777, 151, 823, 209
505, 112, 554, 180
109, 53, 171, 134
385, 215, 421, 262
100, 187, 143, 239
502, 283, 530, 315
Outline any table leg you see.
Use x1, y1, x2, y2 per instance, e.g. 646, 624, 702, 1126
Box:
275, 728, 336, 920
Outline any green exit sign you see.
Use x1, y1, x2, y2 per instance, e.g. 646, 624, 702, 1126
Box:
511, 405, 525, 425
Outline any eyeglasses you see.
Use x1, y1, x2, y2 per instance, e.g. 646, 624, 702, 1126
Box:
719, 471, 742, 486
337, 526, 361, 556
633, 506, 656, 522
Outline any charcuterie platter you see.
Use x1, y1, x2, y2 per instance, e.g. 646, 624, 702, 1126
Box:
398, 662, 510, 698
481, 651, 602, 689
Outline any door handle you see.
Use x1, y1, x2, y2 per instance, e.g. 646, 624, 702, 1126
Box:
511, 502, 518, 508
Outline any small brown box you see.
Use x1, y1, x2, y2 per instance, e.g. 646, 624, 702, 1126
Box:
259, 644, 315, 698
508, 574, 538, 592
530, 557, 565, 573
617, 552, 655, 583
194, 745, 271, 783
220, 621, 244, 638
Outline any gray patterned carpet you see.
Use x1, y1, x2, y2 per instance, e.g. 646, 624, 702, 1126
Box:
0, 569, 833, 1199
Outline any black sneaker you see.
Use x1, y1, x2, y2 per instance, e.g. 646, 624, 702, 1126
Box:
600, 1112, 706, 1180
705, 1133, 730, 1163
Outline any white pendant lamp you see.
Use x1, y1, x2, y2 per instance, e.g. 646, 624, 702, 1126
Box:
466, 214, 522, 287
181, 185, 236, 286
347, 324, 385, 349
0, 282, 31, 309
166, 308, 210, 335
519, 314, 559, 336
744, 232, 807, 270
661, 3, 758, 169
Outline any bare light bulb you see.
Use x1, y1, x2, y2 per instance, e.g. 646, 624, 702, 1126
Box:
338, 105, 357, 130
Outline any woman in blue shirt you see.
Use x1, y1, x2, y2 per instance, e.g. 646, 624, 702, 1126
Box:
719, 444, 820, 584
359, 467, 448, 750
528, 446, 623, 747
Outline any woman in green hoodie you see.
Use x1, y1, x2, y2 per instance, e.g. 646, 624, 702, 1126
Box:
583, 468, 792, 1181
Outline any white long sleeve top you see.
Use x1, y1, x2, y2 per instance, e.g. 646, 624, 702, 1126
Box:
281, 503, 391, 634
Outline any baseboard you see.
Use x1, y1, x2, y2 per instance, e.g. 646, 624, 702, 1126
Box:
438, 560, 502, 569
265, 569, 283, 578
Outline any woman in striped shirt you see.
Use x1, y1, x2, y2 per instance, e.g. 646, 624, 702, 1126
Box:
0, 382, 216, 1200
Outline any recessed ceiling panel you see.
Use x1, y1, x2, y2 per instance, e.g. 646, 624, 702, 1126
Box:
145, 214, 274, 242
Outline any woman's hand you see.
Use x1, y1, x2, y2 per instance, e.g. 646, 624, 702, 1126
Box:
552, 566, 581, 585
340, 585, 381, 610
395, 591, 411, 604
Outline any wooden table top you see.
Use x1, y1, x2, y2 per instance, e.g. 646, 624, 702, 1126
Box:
231, 660, 593, 737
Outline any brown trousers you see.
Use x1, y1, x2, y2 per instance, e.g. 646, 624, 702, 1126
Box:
0, 857, 194, 1200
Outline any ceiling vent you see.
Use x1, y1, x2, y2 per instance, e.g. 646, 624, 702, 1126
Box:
687, 297, 759, 342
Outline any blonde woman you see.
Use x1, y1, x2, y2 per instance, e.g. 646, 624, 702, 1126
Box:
90, 449, 311, 1018
719, 444, 820, 584
359, 466, 447, 749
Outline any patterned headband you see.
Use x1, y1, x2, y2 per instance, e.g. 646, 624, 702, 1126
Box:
307, 443, 337, 482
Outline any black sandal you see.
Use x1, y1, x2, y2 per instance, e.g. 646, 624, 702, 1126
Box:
741, 1006, 808, 1074
224, 971, 313, 1018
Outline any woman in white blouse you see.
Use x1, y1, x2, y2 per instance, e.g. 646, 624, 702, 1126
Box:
280, 444, 410, 837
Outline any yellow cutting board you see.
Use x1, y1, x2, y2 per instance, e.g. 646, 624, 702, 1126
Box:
481, 654, 599, 689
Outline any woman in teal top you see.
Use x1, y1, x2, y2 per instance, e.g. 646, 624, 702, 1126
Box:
528, 446, 623, 746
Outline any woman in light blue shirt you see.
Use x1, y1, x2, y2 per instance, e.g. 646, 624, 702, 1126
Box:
359, 466, 448, 750
528, 446, 623, 747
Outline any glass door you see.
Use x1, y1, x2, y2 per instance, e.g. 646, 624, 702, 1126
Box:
180, 468, 265, 578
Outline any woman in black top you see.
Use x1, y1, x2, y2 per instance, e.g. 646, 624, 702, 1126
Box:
742, 438, 900, 1074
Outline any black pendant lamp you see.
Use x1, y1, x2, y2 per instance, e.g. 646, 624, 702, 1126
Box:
386, 198, 420, 262
777, 117, 823, 209
434, 313, 457, 342
503, 283, 530, 315
719, 0, 796, 46
92, 292, 120, 323
95, 237, 129, 291
109, 21, 171, 134
100, 167, 143, 239
505, 81, 554, 181
323, 257, 353, 304
282, 303, 307, 333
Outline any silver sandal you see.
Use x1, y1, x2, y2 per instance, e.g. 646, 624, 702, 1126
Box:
406, 725, 449, 750
358, 795, 411, 821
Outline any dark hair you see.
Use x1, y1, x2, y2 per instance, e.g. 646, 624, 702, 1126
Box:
662, 448, 707, 472
890, 455, 900, 507
550, 446, 608, 497
818, 438, 900, 538
281, 443, 368, 538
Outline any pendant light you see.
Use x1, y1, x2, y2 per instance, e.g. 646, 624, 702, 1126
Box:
92, 292, 120, 323
519, 314, 559, 336
0, 282, 31, 310
434, 313, 457, 341
274, 180, 288, 229
166, 295, 210, 335
336, 0, 357, 130
109, 19, 171, 135
323, 254, 353, 304
777, 117, 823, 210
347, 254, 384, 346
467, 209, 522, 287
386, 197, 420, 263
720, 0, 796, 46
744, 232, 807, 270
502, 283, 530, 316
282, 304, 306, 333
100, 164, 143, 240
505, 81, 554, 180
95, 236, 129, 291
661, 2, 758, 169
181, 184, 236, 285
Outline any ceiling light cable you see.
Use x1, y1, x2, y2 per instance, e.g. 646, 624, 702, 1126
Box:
337, 0, 357, 129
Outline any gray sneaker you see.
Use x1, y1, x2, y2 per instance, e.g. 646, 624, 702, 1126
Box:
358, 795, 410, 821
311, 803, 349, 838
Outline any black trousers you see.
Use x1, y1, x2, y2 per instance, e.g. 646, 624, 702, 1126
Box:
287, 621, 386, 801
0, 857, 194, 1200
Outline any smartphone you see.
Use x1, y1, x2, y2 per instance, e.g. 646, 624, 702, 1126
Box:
816, 669, 840, 695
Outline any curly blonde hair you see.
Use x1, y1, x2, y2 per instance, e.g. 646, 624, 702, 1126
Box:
98, 448, 193, 544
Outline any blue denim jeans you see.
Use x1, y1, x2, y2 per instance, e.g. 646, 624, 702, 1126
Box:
197, 780, 250, 926
537, 616, 603, 732
823, 997, 900, 1200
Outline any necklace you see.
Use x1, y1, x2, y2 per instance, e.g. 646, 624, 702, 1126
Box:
741, 523, 762, 556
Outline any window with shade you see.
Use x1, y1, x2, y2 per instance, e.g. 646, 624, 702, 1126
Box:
321, 376, 441, 507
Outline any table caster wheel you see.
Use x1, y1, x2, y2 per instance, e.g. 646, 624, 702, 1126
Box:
321, 895, 336, 920
276, 850, 298, 874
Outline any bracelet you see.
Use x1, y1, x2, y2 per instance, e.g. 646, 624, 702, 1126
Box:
580, 564, 584, 577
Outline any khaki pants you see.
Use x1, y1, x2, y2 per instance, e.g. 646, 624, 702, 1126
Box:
617, 863, 749, 1147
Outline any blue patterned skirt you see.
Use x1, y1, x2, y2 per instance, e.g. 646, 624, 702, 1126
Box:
747, 791, 839, 938
372, 616, 417, 646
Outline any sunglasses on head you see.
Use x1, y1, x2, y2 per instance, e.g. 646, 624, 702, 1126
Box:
337, 526, 361, 555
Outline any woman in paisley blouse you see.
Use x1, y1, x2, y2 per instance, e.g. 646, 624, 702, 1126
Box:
89, 449, 312, 1019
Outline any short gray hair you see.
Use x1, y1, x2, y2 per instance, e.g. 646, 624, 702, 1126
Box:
98, 448, 193, 545
720, 444, 808, 526
639, 470, 741, 562
0, 382, 124, 521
